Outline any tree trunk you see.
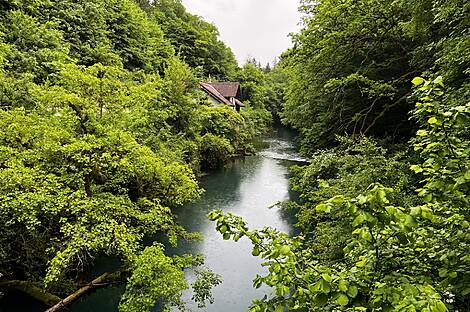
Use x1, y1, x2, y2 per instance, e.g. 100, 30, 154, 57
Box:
0, 280, 62, 306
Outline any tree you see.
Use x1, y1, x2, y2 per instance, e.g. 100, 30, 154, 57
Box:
264, 64, 288, 122
0, 60, 220, 310
210, 77, 470, 311
281, 0, 434, 153
148, 0, 238, 79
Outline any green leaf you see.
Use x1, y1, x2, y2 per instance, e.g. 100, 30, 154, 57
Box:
356, 258, 366, 268
321, 273, 332, 283
219, 225, 228, 233
410, 206, 421, 217
410, 165, 423, 173
412, 77, 426, 86
329, 195, 344, 205
352, 214, 365, 227
338, 280, 349, 292
354, 228, 372, 241
433, 76, 444, 87
405, 215, 418, 228
438, 268, 448, 278
424, 193, 433, 203
321, 279, 331, 293
310, 281, 322, 293
336, 293, 349, 306
318, 180, 330, 188
314, 293, 328, 306
377, 189, 387, 203
347, 285, 358, 298
416, 129, 428, 136
357, 195, 367, 204
456, 113, 469, 125
435, 301, 448, 312
279, 245, 291, 256
428, 117, 438, 124
315, 203, 331, 213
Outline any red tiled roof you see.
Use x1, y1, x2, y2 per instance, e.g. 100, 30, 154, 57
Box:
207, 82, 240, 98
200, 82, 233, 106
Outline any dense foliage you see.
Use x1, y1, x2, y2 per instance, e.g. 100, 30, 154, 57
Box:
210, 0, 470, 311
145, 0, 238, 79
2, 0, 469, 310
0, 0, 268, 310
236, 59, 287, 121
212, 78, 470, 311
281, 0, 470, 154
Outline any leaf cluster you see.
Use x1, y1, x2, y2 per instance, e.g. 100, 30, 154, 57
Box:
210, 78, 470, 311
0, 0, 269, 310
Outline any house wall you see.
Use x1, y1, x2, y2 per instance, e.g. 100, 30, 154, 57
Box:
208, 95, 222, 107
205, 94, 238, 111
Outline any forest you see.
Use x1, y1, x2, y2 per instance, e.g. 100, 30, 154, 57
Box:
0, 0, 469, 311
213, 0, 470, 311
0, 0, 274, 310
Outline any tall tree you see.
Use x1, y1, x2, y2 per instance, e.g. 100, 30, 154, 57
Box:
148, 0, 238, 79
281, 0, 434, 153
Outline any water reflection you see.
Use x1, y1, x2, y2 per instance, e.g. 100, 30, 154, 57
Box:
71, 128, 304, 312
170, 129, 303, 312
170, 156, 294, 311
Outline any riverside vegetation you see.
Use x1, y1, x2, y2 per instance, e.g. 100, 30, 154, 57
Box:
0, 0, 276, 310
211, 0, 470, 311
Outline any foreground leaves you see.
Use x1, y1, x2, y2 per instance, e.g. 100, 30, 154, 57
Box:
210, 78, 470, 311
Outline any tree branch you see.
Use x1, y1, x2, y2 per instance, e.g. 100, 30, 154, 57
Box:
363, 94, 409, 135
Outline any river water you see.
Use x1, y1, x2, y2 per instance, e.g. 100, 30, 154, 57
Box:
1, 128, 305, 312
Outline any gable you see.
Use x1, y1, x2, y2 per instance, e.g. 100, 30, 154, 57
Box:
200, 82, 234, 106
207, 82, 240, 98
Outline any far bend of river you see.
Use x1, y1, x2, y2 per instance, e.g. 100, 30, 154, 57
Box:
0, 128, 306, 312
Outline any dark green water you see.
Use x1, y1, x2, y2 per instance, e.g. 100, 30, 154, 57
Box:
1, 128, 305, 312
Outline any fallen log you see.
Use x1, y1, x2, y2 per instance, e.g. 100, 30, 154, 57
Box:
0, 280, 62, 306
45, 271, 124, 312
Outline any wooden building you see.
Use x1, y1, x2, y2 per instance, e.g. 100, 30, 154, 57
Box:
200, 82, 245, 112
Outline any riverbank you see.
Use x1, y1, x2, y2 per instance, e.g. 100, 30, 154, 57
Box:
0, 128, 303, 312
68, 128, 303, 312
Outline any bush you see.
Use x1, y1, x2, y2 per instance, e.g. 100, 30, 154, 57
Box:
198, 133, 234, 170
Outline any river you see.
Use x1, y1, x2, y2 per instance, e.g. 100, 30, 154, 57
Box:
1, 127, 305, 312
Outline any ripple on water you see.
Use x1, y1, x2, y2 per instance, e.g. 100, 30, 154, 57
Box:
259, 138, 309, 163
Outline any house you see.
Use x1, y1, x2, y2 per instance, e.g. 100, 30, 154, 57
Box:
200, 82, 245, 112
